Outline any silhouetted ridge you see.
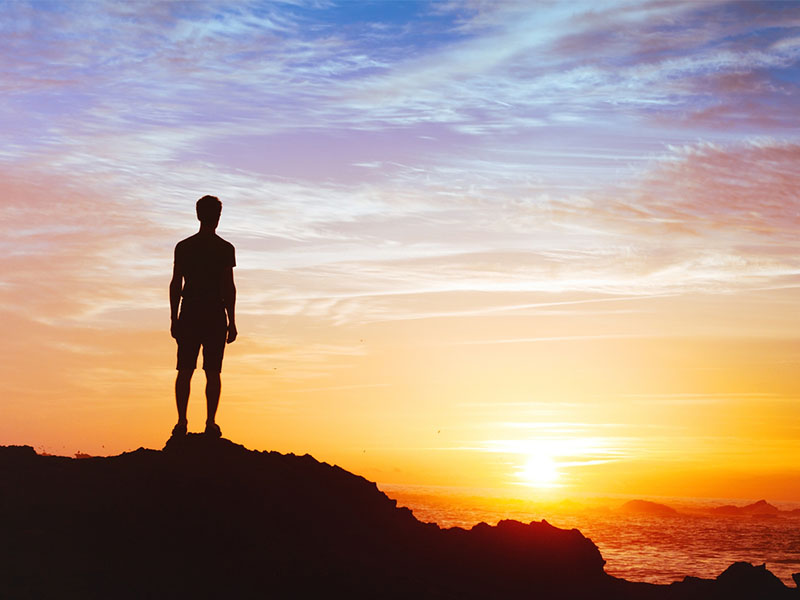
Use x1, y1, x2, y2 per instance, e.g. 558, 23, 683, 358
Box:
0, 439, 794, 599
712, 499, 780, 516
620, 499, 680, 516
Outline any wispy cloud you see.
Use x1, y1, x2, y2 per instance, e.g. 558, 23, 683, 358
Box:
448, 334, 647, 346
623, 392, 792, 405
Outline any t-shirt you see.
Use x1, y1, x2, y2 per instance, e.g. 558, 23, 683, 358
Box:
174, 232, 236, 311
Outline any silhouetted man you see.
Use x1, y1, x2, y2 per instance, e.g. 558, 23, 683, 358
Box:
169, 195, 237, 438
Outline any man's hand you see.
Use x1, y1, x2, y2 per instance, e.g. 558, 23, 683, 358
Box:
227, 322, 238, 344
170, 319, 180, 340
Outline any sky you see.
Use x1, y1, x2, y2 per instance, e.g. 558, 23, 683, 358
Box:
1, 0, 799, 502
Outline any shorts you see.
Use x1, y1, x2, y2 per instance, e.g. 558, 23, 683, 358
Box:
175, 307, 228, 373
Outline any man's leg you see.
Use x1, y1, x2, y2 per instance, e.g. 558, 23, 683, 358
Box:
175, 317, 200, 434
175, 369, 193, 425
205, 370, 220, 426
201, 311, 226, 436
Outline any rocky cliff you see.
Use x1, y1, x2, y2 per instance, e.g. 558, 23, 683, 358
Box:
0, 436, 793, 599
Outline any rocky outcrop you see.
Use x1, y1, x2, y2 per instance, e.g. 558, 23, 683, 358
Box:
0, 437, 794, 599
620, 499, 680, 516
712, 499, 780, 517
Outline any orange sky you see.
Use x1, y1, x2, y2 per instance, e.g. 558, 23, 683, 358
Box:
1, 1, 799, 501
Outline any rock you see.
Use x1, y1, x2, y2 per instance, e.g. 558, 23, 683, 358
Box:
619, 499, 679, 516
716, 562, 789, 596
0, 438, 608, 599
0, 439, 792, 599
670, 563, 792, 599
712, 499, 780, 516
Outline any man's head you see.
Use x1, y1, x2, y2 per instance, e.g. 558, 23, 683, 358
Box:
196, 195, 222, 228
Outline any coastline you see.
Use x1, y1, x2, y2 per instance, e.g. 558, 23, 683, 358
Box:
380, 483, 800, 586
2, 438, 797, 598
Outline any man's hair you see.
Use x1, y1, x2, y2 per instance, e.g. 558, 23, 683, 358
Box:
196, 195, 222, 225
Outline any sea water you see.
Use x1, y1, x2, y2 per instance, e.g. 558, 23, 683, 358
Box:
380, 485, 800, 587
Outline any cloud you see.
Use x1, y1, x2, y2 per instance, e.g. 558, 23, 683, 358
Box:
613, 139, 800, 238
5, 123, 797, 338
622, 392, 790, 405
449, 334, 647, 346
270, 139, 800, 316
1, 2, 797, 353
3, 0, 797, 162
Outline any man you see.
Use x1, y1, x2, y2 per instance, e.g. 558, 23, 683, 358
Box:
169, 195, 237, 438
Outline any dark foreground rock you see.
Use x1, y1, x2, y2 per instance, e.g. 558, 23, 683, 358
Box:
672, 562, 792, 599
0, 437, 794, 599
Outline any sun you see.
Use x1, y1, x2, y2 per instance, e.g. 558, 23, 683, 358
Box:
517, 453, 561, 488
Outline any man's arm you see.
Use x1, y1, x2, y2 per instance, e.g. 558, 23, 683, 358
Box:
169, 261, 183, 339
223, 266, 237, 343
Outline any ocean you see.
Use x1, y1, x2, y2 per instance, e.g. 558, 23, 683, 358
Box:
379, 485, 800, 587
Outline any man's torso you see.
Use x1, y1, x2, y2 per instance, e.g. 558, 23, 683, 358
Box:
175, 232, 236, 313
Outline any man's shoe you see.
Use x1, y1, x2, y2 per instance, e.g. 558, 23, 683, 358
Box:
204, 422, 222, 438
171, 421, 187, 438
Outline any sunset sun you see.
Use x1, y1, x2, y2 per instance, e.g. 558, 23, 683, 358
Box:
518, 453, 561, 489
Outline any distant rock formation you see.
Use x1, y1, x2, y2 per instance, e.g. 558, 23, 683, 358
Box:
619, 499, 680, 516
712, 499, 780, 517
0, 437, 795, 599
